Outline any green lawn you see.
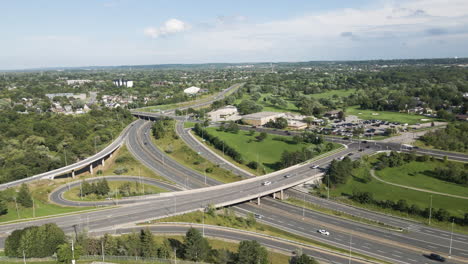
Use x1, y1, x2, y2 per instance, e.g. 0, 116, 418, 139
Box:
234, 93, 301, 114
0, 181, 95, 223
376, 160, 468, 198
323, 164, 468, 219
345, 105, 435, 125
204, 127, 339, 173
100, 145, 170, 182
62, 180, 167, 202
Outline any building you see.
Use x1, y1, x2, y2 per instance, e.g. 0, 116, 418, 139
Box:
207, 105, 241, 122
113, 79, 134, 88
456, 114, 468, 121
242, 112, 285, 126
45, 93, 87, 101
183, 86, 201, 95
324, 110, 341, 119
287, 120, 308, 130
66, 80, 92, 85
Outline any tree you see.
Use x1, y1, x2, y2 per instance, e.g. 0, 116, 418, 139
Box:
56, 242, 83, 264
183, 227, 211, 261
0, 198, 8, 216
256, 132, 268, 142
302, 117, 314, 128
247, 161, 259, 170
237, 240, 268, 264
140, 228, 157, 257
291, 253, 319, 264
17, 184, 33, 208
237, 100, 263, 115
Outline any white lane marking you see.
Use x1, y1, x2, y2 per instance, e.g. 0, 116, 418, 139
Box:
407, 258, 417, 262
377, 250, 385, 253
392, 254, 402, 258
362, 246, 371, 249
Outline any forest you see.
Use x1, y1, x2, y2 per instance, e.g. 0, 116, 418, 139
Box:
0, 107, 133, 183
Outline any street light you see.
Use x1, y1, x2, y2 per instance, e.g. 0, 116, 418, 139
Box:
449, 218, 454, 258
429, 195, 433, 225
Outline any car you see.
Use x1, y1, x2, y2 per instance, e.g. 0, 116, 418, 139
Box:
343, 137, 350, 140
347, 153, 353, 156
284, 174, 291, 178
338, 156, 345, 160
358, 148, 364, 152
254, 214, 263, 219
311, 165, 319, 169
317, 229, 330, 236
262, 181, 272, 186
428, 253, 446, 262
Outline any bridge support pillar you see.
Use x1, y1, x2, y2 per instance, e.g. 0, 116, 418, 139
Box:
101, 159, 105, 166
71, 170, 75, 178
257, 197, 261, 205
273, 192, 276, 199
280, 189, 284, 200
89, 164, 93, 174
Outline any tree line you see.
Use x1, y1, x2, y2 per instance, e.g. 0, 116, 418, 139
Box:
420, 122, 468, 153
0, 183, 34, 217
0, 107, 134, 184
4, 223, 317, 264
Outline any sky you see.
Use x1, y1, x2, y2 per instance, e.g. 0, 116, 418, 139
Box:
1, 0, 468, 70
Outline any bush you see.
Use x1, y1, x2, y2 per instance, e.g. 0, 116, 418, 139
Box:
113, 167, 128, 175
205, 167, 213, 173
247, 161, 259, 170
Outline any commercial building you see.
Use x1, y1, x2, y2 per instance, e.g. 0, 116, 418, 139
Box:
113, 79, 134, 88
242, 112, 285, 126
207, 105, 241, 122
66, 80, 92, 85
183, 86, 201, 95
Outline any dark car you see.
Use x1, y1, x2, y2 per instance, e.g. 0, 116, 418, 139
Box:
428, 253, 446, 262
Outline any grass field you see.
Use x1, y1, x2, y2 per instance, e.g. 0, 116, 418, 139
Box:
204, 127, 339, 173
319, 160, 468, 228
234, 93, 301, 114
62, 180, 167, 201
0, 180, 95, 223
153, 121, 243, 183
345, 105, 435, 125
100, 145, 169, 182
376, 160, 468, 198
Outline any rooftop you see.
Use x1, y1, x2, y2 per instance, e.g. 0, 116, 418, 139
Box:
242, 111, 285, 120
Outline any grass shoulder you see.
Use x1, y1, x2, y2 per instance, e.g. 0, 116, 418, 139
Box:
345, 105, 436, 125
153, 120, 243, 183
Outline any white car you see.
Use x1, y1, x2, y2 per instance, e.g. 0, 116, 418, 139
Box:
284, 174, 291, 178
311, 165, 319, 169
254, 214, 263, 219
262, 181, 272, 186
317, 229, 330, 236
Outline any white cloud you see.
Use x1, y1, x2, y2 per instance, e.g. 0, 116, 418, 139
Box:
144, 19, 190, 39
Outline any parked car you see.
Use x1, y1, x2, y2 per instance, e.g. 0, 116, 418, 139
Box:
317, 229, 330, 236
428, 253, 446, 262
311, 165, 319, 169
262, 181, 272, 186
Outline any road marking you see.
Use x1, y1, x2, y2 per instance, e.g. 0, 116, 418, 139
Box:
362, 246, 371, 249
392, 254, 402, 258
334, 238, 343, 242
427, 245, 438, 249
407, 258, 417, 262
377, 250, 385, 253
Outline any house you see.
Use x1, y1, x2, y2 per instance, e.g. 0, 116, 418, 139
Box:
456, 114, 468, 121
242, 112, 285, 126
287, 120, 308, 130
324, 110, 341, 119
183, 86, 201, 95
207, 105, 241, 122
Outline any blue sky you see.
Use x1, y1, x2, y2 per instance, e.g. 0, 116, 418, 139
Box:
1, 0, 468, 69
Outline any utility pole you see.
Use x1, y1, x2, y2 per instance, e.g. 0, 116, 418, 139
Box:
71, 237, 76, 264
349, 231, 353, 264
101, 239, 105, 261
327, 173, 330, 200
204, 169, 207, 185
302, 193, 305, 219
32, 198, 35, 218
449, 218, 454, 258
22, 250, 26, 264
429, 195, 433, 225
14, 197, 20, 219
174, 248, 177, 264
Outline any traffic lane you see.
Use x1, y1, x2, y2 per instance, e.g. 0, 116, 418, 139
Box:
49, 176, 180, 207
257, 198, 468, 261
237, 203, 466, 264
95, 224, 372, 264
175, 121, 253, 178
236, 203, 422, 264
286, 190, 468, 253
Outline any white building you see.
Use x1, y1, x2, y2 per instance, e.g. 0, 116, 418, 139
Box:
242, 112, 286, 126
207, 106, 241, 122
113, 79, 134, 88
67, 80, 92, 85
183, 86, 201, 95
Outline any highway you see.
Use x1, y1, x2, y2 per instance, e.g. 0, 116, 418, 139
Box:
125, 120, 468, 263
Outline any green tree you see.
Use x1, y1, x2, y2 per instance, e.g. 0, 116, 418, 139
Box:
291, 253, 319, 264
256, 132, 268, 142
56, 242, 83, 264
183, 227, 211, 261
0, 198, 8, 216
237, 240, 268, 264
17, 184, 33, 208
140, 229, 157, 257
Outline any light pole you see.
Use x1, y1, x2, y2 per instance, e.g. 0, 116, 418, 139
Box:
429, 195, 433, 225
302, 193, 305, 219
327, 174, 330, 200
349, 231, 353, 264
449, 218, 454, 258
